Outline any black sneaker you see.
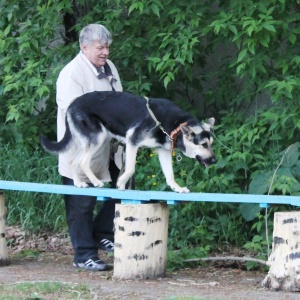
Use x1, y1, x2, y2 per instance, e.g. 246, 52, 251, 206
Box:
73, 258, 108, 271
97, 239, 114, 252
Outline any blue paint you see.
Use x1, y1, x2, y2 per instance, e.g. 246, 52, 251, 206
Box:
0, 180, 299, 206
259, 203, 270, 208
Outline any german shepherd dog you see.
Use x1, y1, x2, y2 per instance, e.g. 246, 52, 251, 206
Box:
41, 91, 216, 193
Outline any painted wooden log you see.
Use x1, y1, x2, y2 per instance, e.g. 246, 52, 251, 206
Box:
0, 192, 9, 266
262, 212, 300, 291
113, 203, 169, 279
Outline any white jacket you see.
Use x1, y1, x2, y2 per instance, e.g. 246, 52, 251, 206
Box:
56, 51, 123, 182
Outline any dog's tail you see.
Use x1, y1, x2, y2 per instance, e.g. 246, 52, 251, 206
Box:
40, 120, 72, 153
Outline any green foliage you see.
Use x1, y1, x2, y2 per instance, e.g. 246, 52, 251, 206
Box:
242, 211, 271, 270
0, 145, 65, 232
250, 142, 300, 195
244, 235, 267, 254
0, 1, 74, 149
168, 201, 251, 257
167, 245, 210, 271
135, 149, 167, 191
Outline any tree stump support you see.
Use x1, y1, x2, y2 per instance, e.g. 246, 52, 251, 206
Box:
0, 192, 9, 266
262, 212, 300, 291
113, 203, 169, 279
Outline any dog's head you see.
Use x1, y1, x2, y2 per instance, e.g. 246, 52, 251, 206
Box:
180, 117, 217, 167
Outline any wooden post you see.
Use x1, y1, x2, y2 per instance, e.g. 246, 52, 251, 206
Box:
0, 192, 9, 266
262, 212, 300, 291
113, 203, 169, 280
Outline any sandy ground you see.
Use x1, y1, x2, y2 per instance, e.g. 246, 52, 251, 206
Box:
1, 251, 300, 300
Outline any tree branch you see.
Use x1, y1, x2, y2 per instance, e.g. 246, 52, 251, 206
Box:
184, 256, 267, 266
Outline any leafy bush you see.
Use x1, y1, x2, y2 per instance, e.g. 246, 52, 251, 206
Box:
250, 142, 300, 196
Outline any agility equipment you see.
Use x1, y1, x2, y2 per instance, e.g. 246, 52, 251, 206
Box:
0, 180, 300, 290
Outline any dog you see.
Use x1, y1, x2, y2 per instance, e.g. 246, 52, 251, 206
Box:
41, 91, 217, 193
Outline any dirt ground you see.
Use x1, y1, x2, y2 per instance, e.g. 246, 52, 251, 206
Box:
1, 227, 300, 300
1, 250, 300, 300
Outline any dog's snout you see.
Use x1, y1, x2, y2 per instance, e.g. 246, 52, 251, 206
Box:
196, 155, 217, 167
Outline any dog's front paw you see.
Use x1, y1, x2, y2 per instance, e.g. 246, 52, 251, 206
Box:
169, 183, 190, 193
74, 181, 89, 188
116, 178, 126, 190
117, 183, 126, 190
175, 186, 190, 193
178, 186, 190, 193
91, 179, 104, 188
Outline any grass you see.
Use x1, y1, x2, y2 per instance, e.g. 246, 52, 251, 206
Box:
0, 281, 91, 300
0, 144, 66, 232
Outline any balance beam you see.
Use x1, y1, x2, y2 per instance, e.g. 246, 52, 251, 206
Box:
0, 180, 299, 206
0, 180, 299, 279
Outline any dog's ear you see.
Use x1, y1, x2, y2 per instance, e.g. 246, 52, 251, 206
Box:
180, 124, 194, 140
206, 117, 215, 128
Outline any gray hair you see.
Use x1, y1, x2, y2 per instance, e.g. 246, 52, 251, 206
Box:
79, 24, 112, 49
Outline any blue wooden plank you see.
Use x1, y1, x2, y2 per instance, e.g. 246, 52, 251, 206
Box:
97, 196, 110, 201
167, 200, 180, 205
0, 180, 299, 206
259, 203, 270, 208
121, 199, 145, 204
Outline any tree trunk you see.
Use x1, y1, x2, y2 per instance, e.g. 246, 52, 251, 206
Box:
113, 203, 169, 280
262, 211, 300, 291
0, 192, 9, 266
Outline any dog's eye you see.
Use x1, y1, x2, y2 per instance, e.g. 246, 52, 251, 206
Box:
201, 142, 208, 149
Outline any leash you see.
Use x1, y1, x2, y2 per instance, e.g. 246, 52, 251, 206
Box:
144, 96, 186, 155
144, 96, 172, 141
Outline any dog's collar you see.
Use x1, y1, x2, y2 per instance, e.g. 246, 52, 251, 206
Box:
143, 96, 187, 154
170, 122, 187, 153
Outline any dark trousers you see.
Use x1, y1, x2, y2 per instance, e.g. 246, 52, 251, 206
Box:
62, 160, 120, 263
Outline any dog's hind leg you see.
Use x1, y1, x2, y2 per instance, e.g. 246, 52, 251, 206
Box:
68, 145, 90, 188
117, 143, 138, 190
79, 136, 109, 187
79, 149, 105, 187
156, 148, 190, 193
